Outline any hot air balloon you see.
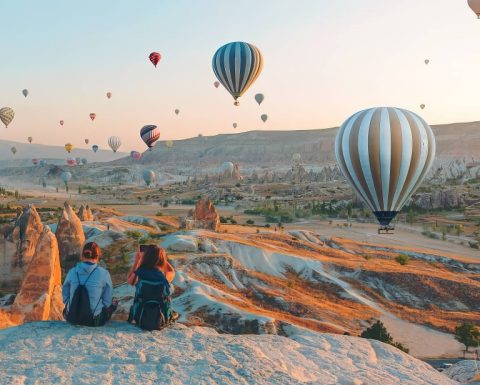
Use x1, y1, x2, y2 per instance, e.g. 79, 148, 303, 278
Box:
335, 107, 436, 231
89, 113, 96, 121
106, 92, 112, 99
11, 147, 17, 155
212, 41, 263, 106
233, 123, 237, 129
292, 153, 302, 163
140, 125, 160, 149
66, 158, 76, 166
85, 138, 89, 145
420, 104, 426, 110
22, 89, 28, 97
60, 120, 64, 126
143, 169, 156, 186
65, 143, 73, 153
468, 0, 480, 18
32, 159, 39, 166
61, 171, 72, 192
75, 157, 81, 165
175, 109, 180, 115
221, 161, 234, 175
92, 145, 99, 153
424, 59, 430, 65
28, 137, 33, 143
81, 158, 88, 165
261, 114, 268, 123
40, 160, 46, 167
149, 52, 161, 67
130, 151, 142, 161
255, 93, 264, 105
165, 140, 173, 148
214, 81, 220, 88
0, 107, 15, 127
108, 136, 121, 153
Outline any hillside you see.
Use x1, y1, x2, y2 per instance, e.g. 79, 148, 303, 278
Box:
0, 321, 457, 385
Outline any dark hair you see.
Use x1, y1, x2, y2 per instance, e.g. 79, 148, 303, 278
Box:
140, 245, 166, 269
82, 242, 101, 260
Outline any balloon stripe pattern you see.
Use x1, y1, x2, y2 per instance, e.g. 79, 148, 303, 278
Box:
212, 42, 263, 101
140, 125, 160, 148
108, 136, 122, 153
335, 107, 435, 224
0, 107, 15, 128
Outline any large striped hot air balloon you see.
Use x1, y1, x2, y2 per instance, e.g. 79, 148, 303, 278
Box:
140, 125, 160, 149
108, 136, 121, 153
0, 107, 15, 127
212, 41, 263, 106
335, 107, 436, 230
468, 0, 480, 18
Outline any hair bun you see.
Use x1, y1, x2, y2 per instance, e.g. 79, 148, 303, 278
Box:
83, 250, 92, 257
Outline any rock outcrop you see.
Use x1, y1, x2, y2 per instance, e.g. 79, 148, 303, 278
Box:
77, 205, 94, 221
413, 189, 466, 210
181, 198, 220, 232
13, 226, 63, 322
55, 202, 85, 267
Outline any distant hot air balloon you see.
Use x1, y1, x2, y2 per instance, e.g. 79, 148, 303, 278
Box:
65, 143, 73, 153
140, 125, 160, 149
75, 157, 81, 165
165, 140, 173, 148
292, 153, 302, 163
424, 59, 430, 65
130, 151, 142, 161
149, 52, 161, 67
28, 137, 33, 143
233, 123, 237, 129
214, 81, 220, 88
108, 136, 121, 153
60, 120, 64, 126
40, 160, 46, 167
106, 92, 112, 99
81, 158, 88, 165
255, 93, 264, 105
89, 113, 96, 121
61, 171, 72, 191
11, 147, 17, 155
212, 41, 263, 106
66, 158, 76, 166
143, 169, 156, 186
92, 145, 99, 153
420, 104, 426, 110
0, 107, 15, 127
468, 0, 480, 18
261, 114, 268, 123
335, 107, 436, 229
175, 109, 180, 115
32, 159, 39, 166
85, 138, 89, 145
22, 89, 28, 97
221, 161, 234, 175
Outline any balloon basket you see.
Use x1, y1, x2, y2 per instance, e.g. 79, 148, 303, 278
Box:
378, 226, 395, 235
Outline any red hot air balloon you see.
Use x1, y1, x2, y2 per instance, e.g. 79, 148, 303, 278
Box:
89, 113, 96, 121
66, 158, 76, 166
149, 52, 161, 67
60, 120, 64, 126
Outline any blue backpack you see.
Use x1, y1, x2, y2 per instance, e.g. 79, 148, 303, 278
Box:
128, 274, 171, 331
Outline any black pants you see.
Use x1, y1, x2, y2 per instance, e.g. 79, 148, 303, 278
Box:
64, 305, 116, 327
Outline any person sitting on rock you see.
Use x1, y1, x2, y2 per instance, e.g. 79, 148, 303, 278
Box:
62, 242, 118, 326
127, 245, 179, 330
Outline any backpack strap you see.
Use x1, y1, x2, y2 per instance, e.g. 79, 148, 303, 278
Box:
76, 265, 99, 285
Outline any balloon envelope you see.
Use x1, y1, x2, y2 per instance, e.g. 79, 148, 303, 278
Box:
60, 120, 64, 126
92, 145, 99, 153
61, 171, 72, 183
255, 93, 264, 105
106, 92, 112, 99
149, 52, 161, 67
28, 137, 33, 143
335, 107, 436, 227
175, 109, 180, 115
261, 114, 268, 123
165, 140, 173, 148
140, 125, 160, 148
214, 81, 220, 88
81, 158, 88, 165
420, 104, 426, 109
142, 169, 156, 186
468, 0, 480, 17
85, 138, 89, 145
108, 136, 121, 153
32, 159, 39, 166
75, 157, 81, 165
22, 89, 28, 97
212, 41, 263, 105
66, 158, 76, 166
424, 59, 429, 65
130, 151, 142, 161
0, 107, 15, 127
233, 123, 237, 129
65, 143, 73, 153
11, 147, 17, 155
89, 113, 96, 121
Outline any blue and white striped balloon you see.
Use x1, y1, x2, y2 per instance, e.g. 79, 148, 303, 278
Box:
335, 107, 436, 226
212, 41, 263, 106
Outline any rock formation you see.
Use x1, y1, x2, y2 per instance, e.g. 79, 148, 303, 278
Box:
413, 189, 466, 210
78, 205, 94, 221
181, 198, 220, 232
13, 226, 63, 322
55, 202, 85, 267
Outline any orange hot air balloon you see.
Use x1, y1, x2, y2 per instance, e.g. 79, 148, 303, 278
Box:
468, 0, 480, 18
89, 113, 96, 121
60, 120, 64, 126
149, 52, 161, 67
65, 143, 73, 153
106, 92, 112, 99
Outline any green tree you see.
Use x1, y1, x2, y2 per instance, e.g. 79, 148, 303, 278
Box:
454, 323, 480, 355
361, 320, 409, 353
406, 209, 415, 225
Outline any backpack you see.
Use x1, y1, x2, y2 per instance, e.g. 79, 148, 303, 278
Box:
128, 274, 171, 331
66, 266, 99, 326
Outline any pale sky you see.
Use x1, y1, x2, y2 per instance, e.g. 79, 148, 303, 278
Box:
1, 0, 479, 152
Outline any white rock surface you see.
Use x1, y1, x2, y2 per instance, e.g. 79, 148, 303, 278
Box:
161, 234, 198, 252
443, 360, 480, 384
0, 321, 458, 385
